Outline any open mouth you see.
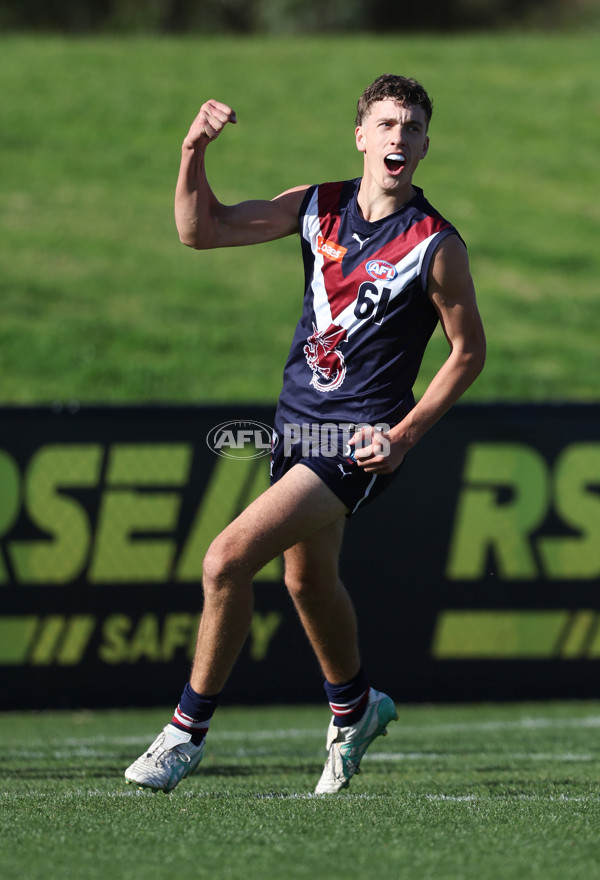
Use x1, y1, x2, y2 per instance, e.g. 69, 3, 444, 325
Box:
384, 152, 406, 173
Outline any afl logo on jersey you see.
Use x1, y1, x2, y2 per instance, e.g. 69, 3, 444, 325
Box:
366, 259, 397, 281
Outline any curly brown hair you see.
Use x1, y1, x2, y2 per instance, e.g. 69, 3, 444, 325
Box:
355, 74, 433, 128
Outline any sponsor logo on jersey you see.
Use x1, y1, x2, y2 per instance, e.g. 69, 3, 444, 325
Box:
352, 232, 370, 249
366, 259, 398, 281
303, 322, 347, 392
317, 235, 347, 264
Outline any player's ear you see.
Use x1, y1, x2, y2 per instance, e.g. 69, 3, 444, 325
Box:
421, 135, 430, 159
355, 125, 366, 153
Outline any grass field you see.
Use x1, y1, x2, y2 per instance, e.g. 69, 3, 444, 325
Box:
2, 702, 600, 880
0, 32, 599, 404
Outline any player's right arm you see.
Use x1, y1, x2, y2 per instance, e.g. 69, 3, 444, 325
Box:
175, 100, 308, 250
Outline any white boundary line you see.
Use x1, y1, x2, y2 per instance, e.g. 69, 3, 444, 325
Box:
367, 751, 594, 762
3, 789, 600, 804
37, 712, 600, 750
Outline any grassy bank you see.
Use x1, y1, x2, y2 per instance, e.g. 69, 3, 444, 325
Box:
0, 33, 598, 403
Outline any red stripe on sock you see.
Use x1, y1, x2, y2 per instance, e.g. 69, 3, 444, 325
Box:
329, 688, 370, 718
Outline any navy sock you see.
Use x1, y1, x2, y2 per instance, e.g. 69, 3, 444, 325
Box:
324, 668, 370, 728
171, 682, 221, 745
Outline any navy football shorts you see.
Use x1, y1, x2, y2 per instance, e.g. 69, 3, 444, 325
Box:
269, 417, 401, 516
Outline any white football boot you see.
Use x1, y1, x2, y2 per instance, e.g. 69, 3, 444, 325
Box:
315, 689, 398, 794
125, 724, 205, 792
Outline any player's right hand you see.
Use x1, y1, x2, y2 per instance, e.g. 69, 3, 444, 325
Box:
183, 100, 237, 150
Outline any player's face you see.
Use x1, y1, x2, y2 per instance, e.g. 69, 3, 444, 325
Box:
355, 99, 429, 192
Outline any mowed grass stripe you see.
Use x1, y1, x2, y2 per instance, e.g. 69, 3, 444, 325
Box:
6, 708, 600, 749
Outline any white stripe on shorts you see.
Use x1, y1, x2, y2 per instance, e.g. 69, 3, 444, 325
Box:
351, 473, 378, 515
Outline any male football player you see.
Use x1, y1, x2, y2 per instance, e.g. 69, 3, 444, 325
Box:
125, 74, 486, 794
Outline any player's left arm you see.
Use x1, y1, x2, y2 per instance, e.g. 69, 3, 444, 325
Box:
352, 233, 486, 473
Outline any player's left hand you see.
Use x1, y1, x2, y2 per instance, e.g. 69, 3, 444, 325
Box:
348, 425, 406, 474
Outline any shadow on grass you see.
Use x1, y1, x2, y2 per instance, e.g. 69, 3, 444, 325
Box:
2, 762, 325, 781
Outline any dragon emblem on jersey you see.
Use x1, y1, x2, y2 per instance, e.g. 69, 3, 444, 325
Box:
303, 322, 347, 392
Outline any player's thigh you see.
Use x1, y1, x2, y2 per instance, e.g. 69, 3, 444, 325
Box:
205, 463, 348, 579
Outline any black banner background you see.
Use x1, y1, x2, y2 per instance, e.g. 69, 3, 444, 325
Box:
0, 403, 598, 708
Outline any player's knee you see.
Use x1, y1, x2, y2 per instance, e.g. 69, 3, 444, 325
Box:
285, 569, 325, 603
202, 533, 245, 592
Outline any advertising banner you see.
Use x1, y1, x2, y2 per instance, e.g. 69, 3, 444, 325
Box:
0, 403, 598, 708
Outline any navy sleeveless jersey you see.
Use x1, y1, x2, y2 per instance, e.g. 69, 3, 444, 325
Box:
275, 178, 460, 429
